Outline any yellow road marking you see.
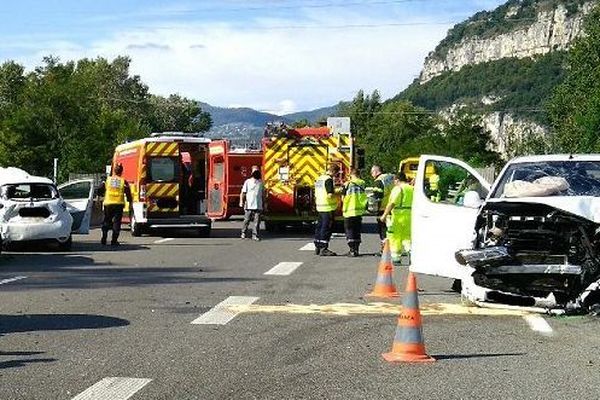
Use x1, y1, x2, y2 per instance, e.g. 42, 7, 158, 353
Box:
226, 302, 528, 317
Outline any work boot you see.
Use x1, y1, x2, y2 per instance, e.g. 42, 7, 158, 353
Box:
320, 248, 337, 257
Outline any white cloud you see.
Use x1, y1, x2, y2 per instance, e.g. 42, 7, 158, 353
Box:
21, 13, 452, 111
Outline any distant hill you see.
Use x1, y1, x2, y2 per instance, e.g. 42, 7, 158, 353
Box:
202, 102, 340, 142
284, 105, 340, 123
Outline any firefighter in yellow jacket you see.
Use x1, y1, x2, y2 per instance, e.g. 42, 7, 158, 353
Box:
101, 164, 132, 246
379, 172, 413, 261
342, 168, 368, 257
314, 164, 340, 256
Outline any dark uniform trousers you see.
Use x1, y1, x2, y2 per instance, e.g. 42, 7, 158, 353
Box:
102, 204, 124, 243
344, 216, 362, 251
376, 213, 386, 242
314, 211, 335, 250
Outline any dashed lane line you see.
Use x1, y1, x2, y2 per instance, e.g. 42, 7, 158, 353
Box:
154, 238, 174, 244
264, 262, 303, 276
191, 296, 259, 325
523, 314, 554, 336
299, 243, 316, 251
0, 276, 28, 286
71, 377, 152, 400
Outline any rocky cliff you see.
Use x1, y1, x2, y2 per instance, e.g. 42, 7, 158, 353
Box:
420, 1, 594, 83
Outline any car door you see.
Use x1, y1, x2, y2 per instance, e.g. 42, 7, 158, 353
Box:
58, 179, 95, 234
207, 140, 228, 219
410, 155, 491, 279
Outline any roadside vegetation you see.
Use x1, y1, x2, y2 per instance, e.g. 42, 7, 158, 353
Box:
0, 56, 211, 180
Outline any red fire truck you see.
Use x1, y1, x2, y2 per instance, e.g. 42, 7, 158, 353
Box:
261, 117, 364, 231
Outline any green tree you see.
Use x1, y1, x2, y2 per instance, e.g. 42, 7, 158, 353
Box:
0, 56, 212, 180
547, 6, 600, 152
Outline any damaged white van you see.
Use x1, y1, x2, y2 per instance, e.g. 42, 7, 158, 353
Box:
411, 155, 600, 314
0, 168, 94, 250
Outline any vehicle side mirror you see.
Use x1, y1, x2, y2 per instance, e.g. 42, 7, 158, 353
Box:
463, 191, 484, 209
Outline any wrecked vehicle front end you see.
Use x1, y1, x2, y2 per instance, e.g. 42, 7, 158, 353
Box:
454, 158, 600, 314
457, 201, 600, 313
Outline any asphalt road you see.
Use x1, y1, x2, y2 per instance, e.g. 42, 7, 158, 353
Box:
1, 218, 599, 399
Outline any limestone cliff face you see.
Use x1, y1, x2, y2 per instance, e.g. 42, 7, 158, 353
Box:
481, 113, 548, 156
420, 2, 594, 83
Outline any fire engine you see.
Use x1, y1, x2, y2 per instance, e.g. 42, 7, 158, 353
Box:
261, 117, 364, 231
206, 140, 263, 220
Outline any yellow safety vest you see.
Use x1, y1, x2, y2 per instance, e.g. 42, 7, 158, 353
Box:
103, 176, 126, 206
376, 173, 394, 210
343, 178, 367, 218
315, 174, 338, 212
392, 183, 414, 214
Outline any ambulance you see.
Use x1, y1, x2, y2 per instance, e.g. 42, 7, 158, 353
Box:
206, 140, 263, 220
111, 133, 212, 236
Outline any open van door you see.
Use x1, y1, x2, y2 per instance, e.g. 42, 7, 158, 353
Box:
410, 155, 491, 279
207, 140, 228, 219
58, 179, 95, 234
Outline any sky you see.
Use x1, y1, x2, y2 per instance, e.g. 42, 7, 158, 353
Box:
0, 0, 506, 115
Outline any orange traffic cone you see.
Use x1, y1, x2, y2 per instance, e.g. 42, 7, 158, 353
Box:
382, 272, 435, 363
365, 240, 399, 298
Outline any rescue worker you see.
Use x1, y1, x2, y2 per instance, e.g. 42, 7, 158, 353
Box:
101, 163, 132, 246
342, 168, 367, 257
428, 167, 441, 202
379, 172, 413, 262
314, 164, 340, 256
240, 169, 264, 241
369, 165, 394, 250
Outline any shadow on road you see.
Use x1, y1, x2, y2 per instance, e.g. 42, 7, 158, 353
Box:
0, 357, 57, 370
432, 352, 526, 360
0, 313, 130, 335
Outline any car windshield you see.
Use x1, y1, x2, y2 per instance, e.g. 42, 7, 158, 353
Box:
0, 183, 59, 201
492, 161, 600, 198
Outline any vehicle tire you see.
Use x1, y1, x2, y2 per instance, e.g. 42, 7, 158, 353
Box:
197, 226, 211, 238
264, 221, 279, 232
58, 235, 72, 251
131, 217, 145, 237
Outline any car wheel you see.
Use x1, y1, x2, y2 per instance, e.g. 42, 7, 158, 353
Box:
131, 217, 145, 237
58, 235, 72, 251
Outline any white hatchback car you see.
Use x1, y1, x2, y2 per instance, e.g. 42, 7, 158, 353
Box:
410, 154, 600, 313
0, 168, 94, 250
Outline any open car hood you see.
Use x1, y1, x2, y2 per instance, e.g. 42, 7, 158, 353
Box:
486, 196, 600, 223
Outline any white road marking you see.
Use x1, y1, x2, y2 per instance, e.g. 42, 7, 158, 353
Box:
0, 276, 27, 286
191, 296, 259, 325
154, 238, 174, 244
523, 314, 554, 336
71, 377, 152, 400
299, 243, 316, 251
264, 262, 303, 276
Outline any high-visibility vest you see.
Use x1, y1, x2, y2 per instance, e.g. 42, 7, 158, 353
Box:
391, 183, 414, 214
429, 173, 440, 191
315, 174, 338, 212
103, 176, 126, 206
343, 178, 367, 218
375, 173, 394, 210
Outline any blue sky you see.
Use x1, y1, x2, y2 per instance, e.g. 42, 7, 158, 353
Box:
0, 0, 506, 113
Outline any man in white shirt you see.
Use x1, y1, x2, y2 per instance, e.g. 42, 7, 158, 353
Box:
240, 169, 264, 241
